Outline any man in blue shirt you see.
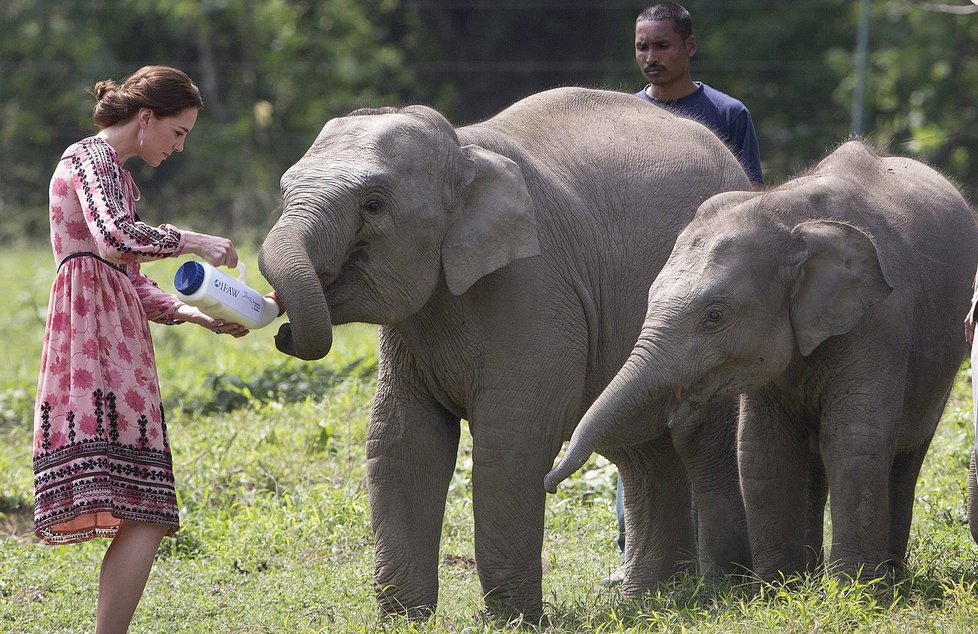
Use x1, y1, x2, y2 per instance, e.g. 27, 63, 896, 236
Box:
633, 2, 763, 185
607, 2, 763, 585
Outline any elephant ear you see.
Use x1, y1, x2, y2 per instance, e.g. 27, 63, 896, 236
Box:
441, 144, 540, 296
789, 220, 894, 356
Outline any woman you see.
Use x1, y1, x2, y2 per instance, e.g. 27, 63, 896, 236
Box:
33, 65, 246, 633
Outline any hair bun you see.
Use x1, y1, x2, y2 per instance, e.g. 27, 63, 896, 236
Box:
90, 66, 201, 129
92, 80, 117, 101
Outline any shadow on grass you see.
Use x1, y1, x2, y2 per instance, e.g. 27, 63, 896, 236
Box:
536, 558, 978, 633
178, 355, 377, 413
540, 572, 749, 633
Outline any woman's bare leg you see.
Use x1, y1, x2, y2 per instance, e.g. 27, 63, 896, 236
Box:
95, 520, 168, 634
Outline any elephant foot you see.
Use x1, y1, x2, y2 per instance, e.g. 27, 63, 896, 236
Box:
803, 543, 825, 576
599, 563, 627, 588
481, 584, 544, 625
699, 559, 753, 585
377, 603, 435, 622
620, 559, 697, 598
826, 558, 899, 584
374, 584, 437, 621
478, 605, 549, 630
697, 535, 752, 582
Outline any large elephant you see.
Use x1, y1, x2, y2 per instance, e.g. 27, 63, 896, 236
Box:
258, 87, 752, 619
546, 141, 978, 583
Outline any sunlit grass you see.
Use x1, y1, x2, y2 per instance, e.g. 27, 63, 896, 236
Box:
1, 244, 977, 632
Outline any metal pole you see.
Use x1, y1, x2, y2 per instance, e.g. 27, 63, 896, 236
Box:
852, 0, 870, 135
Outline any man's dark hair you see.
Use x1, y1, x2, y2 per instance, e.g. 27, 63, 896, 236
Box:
637, 3, 693, 41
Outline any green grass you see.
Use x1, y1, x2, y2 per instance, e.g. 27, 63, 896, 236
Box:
1, 244, 978, 632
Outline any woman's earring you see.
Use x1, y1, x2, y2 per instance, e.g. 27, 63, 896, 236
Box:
138, 129, 144, 148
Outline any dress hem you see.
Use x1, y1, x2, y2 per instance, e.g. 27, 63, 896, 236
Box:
35, 512, 179, 545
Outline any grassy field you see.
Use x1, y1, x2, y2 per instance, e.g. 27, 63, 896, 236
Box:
2, 244, 978, 633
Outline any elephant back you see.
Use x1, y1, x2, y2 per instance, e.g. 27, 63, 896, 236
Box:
457, 87, 751, 265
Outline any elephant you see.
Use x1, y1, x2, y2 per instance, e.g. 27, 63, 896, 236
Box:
258, 87, 753, 620
546, 140, 978, 584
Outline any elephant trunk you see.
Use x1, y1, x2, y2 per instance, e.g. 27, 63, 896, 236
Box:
258, 224, 333, 360
544, 349, 668, 493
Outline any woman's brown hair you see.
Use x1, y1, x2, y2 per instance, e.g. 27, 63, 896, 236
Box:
90, 65, 203, 129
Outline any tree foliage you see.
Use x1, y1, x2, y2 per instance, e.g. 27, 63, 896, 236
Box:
0, 0, 420, 240
2, 0, 976, 244
865, 2, 978, 193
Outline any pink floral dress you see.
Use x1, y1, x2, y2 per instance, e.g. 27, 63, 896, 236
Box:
33, 136, 187, 544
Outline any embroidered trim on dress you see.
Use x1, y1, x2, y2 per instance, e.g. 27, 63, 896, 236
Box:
34, 390, 179, 543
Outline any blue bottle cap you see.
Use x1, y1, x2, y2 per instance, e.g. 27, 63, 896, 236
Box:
174, 261, 205, 295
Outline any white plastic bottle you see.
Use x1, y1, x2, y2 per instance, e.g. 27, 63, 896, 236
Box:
173, 261, 279, 329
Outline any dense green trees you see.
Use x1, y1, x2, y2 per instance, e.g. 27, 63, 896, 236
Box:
1, 0, 420, 240
2, 1, 976, 243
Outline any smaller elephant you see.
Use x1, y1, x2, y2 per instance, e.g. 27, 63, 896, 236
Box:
547, 141, 978, 582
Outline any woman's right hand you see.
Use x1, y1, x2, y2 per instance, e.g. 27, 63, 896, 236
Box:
182, 230, 238, 268
172, 304, 249, 338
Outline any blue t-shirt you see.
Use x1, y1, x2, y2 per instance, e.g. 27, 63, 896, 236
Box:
635, 82, 763, 184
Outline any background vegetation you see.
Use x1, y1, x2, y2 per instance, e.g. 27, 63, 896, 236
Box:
3, 1, 978, 631
2, 0, 977, 243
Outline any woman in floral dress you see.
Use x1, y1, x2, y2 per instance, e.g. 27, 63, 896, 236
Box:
33, 65, 249, 633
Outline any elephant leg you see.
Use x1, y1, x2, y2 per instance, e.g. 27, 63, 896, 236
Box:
820, 414, 894, 579
615, 436, 697, 596
471, 431, 560, 621
804, 449, 827, 573
739, 392, 811, 581
672, 398, 751, 579
887, 444, 930, 569
367, 330, 461, 618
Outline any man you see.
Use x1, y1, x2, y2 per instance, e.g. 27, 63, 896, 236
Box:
633, 2, 763, 185
608, 2, 763, 584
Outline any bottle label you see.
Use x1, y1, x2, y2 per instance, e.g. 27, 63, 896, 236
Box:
174, 261, 274, 328
212, 275, 263, 320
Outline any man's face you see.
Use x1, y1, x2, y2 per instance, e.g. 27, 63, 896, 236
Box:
634, 19, 696, 89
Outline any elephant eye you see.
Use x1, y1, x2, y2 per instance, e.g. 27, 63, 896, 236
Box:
701, 305, 726, 331
361, 196, 384, 214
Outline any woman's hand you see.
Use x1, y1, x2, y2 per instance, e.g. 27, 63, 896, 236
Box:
265, 291, 286, 317
181, 230, 238, 268
966, 313, 976, 346
173, 304, 249, 338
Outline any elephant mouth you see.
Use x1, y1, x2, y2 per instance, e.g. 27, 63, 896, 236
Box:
321, 244, 368, 301
665, 387, 687, 429
666, 371, 742, 428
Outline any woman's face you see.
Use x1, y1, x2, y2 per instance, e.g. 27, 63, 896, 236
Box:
138, 107, 198, 167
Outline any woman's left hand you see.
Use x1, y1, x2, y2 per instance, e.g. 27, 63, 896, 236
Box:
173, 304, 250, 338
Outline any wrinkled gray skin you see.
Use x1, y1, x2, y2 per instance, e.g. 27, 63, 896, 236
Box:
259, 88, 751, 620
547, 141, 978, 583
